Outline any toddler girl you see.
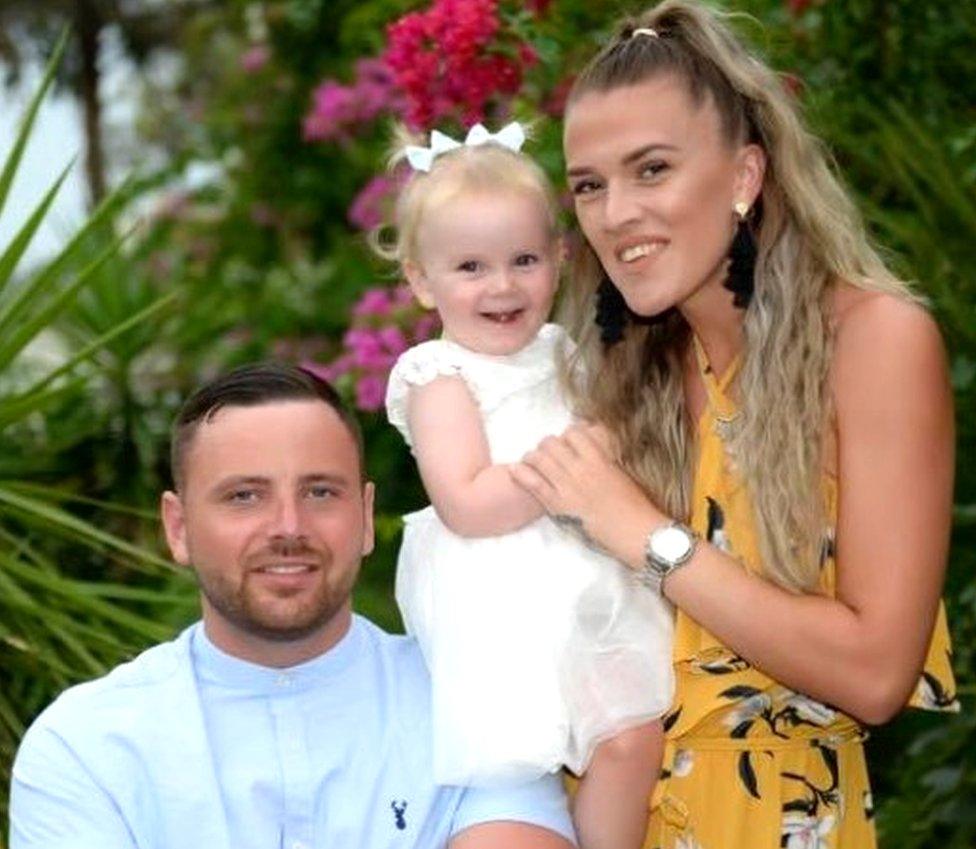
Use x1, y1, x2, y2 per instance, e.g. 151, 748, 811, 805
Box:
382, 123, 673, 849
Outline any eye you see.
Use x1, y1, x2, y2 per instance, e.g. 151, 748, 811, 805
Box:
307, 484, 338, 500
456, 259, 482, 273
514, 253, 539, 267
225, 488, 259, 504
570, 178, 602, 196
639, 160, 669, 179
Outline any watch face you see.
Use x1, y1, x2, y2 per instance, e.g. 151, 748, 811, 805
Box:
656, 526, 692, 562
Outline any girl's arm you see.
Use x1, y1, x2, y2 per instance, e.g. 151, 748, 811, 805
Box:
409, 374, 545, 537
513, 294, 954, 724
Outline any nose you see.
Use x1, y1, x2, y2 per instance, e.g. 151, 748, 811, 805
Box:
487, 268, 517, 295
602, 179, 641, 231
268, 492, 305, 540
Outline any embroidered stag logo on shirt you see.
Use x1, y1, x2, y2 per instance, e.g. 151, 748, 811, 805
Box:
391, 799, 408, 830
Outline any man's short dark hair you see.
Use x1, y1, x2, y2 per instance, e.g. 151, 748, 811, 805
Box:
170, 363, 364, 491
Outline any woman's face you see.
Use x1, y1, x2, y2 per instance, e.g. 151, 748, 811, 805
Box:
563, 74, 763, 319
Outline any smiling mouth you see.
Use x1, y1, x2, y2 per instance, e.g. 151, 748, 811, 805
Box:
617, 242, 666, 263
481, 309, 524, 324
254, 563, 316, 575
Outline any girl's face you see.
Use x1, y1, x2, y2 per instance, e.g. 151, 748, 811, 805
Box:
563, 74, 764, 320
406, 188, 560, 356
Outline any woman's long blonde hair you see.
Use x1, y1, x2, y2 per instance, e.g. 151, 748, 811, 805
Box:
562, 0, 914, 591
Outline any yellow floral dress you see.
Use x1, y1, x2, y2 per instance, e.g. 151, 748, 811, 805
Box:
643, 340, 959, 849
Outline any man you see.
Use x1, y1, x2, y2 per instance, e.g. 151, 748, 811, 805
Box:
10, 364, 575, 849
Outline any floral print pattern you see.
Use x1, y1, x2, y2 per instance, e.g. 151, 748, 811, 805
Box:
642, 338, 958, 849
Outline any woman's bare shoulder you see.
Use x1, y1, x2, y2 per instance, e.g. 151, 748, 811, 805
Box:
829, 284, 943, 371
827, 284, 948, 419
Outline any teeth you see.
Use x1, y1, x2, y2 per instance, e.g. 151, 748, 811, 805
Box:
484, 310, 520, 323
262, 564, 310, 574
619, 243, 662, 263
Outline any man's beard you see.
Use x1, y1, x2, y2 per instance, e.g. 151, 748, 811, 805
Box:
195, 537, 359, 643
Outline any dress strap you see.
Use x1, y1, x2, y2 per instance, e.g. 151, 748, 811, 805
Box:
691, 335, 740, 423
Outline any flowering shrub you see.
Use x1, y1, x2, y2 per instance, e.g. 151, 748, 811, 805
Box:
305, 285, 440, 411
382, 0, 533, 127
347, 174, 401, 231
303, 58, 404, 142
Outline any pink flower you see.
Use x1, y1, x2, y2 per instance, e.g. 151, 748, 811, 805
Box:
303, 81, 358, 141
378, 325, 409, 356
348, 175, 395, 231
413, 313, 441, 342
316, 283, 443, 411
392, 284, 415, 308
303, 58, 404, 143
356, 374, 389, 411
347, 328, 396, 370
353, 288, 394, 317
241, 44, 270, 74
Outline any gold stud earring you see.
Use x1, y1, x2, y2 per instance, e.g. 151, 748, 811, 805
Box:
734, 201, 750, 219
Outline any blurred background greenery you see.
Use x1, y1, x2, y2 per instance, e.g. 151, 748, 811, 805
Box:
0, 0, 973, 845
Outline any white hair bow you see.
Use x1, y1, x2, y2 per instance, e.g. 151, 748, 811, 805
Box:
404, 122, 526, 172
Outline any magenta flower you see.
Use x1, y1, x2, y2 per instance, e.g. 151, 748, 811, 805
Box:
377, 325, 409, 357
303, 58, 404, 143
348, 175, 396, 231
353, 288, 394, 317
356, 374, 389, 411
413, 313, 441, 342
303, 81, 358, 141
383, 0, 529, 129
313, 285, 440, 412
241, 44, 271, 74
392, 285, 415, 308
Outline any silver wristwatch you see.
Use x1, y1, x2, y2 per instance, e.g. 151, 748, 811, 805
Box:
639, 521, 698, 594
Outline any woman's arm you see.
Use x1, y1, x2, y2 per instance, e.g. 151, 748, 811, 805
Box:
409, 374, 545, 537
513, 294, 953, 724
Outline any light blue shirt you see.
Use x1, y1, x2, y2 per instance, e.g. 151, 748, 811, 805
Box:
10, 616, 575, 849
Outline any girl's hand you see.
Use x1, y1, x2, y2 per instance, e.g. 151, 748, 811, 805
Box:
511, 423, 667, 567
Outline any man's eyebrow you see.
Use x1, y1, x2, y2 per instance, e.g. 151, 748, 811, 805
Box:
566, 143, 679, 178
299, 473, 352, 487
213, 475, 270, 489
211, 473, 352, 488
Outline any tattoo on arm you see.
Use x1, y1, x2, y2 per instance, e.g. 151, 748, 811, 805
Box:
552, 514, 604, 553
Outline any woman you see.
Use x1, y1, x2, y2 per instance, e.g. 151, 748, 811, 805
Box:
512, 2, 959, 847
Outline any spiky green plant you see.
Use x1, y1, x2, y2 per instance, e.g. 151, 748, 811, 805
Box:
0, 33, 192, 834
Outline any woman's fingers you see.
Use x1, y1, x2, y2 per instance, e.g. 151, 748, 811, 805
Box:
509, 462, 559, 511
562, 423, 610, 461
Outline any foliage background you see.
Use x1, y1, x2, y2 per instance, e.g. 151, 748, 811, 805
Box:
1, 0, 973, 846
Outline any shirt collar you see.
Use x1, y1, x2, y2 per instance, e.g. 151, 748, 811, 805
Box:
190, 616, 364, 694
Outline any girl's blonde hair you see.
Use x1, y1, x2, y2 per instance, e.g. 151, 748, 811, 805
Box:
562, 0, 914, 592
375, 124, 562, 268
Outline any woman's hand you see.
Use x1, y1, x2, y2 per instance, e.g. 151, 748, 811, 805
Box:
511, 423, 667, 567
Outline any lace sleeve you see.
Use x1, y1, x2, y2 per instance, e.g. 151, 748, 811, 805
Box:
385, 341, 469, 447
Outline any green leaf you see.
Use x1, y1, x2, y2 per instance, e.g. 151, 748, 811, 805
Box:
0, 28, 70, 225
0, 159, 74, 297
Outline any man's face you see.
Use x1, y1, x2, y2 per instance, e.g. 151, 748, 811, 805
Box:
161, 400, 373, 663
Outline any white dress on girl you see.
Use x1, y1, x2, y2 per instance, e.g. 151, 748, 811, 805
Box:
385, 323, 674, 786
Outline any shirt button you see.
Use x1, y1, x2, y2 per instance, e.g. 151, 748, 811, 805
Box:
275, 674, 290, 687
292, 842, 307, 849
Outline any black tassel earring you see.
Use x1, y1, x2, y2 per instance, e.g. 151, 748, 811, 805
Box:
595, 277, 629, 346
725, 202, 756, 309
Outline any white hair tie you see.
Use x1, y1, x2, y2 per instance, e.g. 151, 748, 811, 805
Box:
632, 27, 659, 38
404, 121, 527, 173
